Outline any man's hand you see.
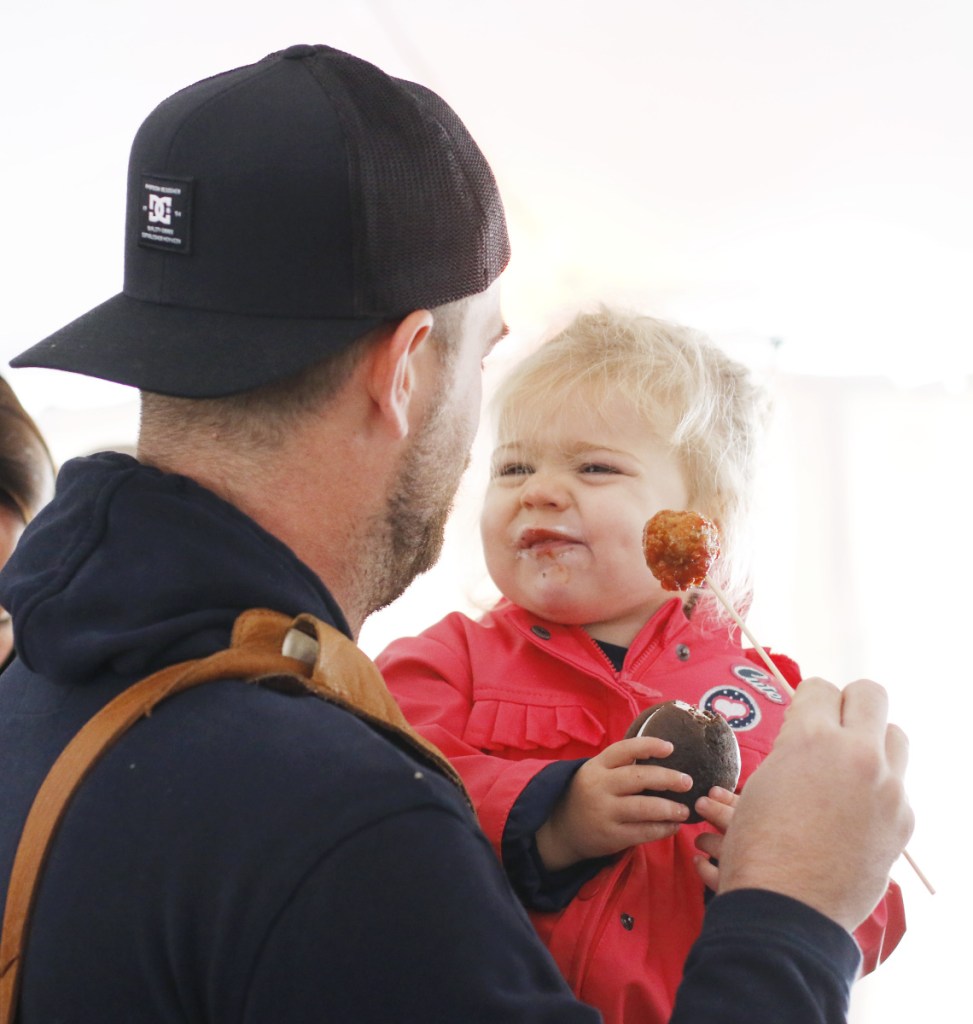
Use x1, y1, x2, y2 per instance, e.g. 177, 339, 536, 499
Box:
714, 677, 913, 932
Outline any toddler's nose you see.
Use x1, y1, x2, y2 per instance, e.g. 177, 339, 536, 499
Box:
520, 470, 570, 509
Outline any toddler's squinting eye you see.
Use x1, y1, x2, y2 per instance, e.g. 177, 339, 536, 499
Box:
494, 462, 533, 478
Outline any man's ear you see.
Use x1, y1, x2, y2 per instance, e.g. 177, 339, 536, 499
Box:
365, 309, 434, 439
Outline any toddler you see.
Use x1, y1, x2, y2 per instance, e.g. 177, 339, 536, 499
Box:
378, 308, 905, 1024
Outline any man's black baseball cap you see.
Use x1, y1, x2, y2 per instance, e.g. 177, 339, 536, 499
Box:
12, 44, 510, 398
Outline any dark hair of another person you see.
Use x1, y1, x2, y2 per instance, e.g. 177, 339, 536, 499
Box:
0, 377, 56, 524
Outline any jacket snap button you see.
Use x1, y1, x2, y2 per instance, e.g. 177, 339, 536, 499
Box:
676, 644, 690, 661
620, 913, 634, 931
531, 625, 551, 640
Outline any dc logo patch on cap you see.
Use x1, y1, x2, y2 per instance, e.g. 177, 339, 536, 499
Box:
732, 664, 786, 704
701, 686, 760, 731
139, 174, 193, 253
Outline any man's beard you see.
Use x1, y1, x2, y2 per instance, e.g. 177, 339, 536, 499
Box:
363, 397, 471, 616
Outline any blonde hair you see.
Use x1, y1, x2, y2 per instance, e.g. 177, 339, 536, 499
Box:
489, 307, 771, 626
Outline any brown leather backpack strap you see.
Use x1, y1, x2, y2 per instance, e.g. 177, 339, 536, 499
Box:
285, 612, 470, 799
0, 629, 307, 1024
0, 608, 468, 1023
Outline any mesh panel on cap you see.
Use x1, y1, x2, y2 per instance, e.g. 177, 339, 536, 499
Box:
304, 48, 510, 315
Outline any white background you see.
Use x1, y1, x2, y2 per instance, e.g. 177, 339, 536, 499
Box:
3, 3, 971, 1020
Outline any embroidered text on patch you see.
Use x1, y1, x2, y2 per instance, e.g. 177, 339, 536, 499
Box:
138, 175, 193, 253
731, 663, 786, 704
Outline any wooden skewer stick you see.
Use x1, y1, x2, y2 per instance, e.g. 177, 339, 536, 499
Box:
704, 574, 794, 697
901, 850, 935, 895
704, 573, 935, 896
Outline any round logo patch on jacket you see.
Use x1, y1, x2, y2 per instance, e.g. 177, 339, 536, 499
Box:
700, 685, 760, 730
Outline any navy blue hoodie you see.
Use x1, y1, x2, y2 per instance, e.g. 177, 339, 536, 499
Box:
0, 453, 859, 1022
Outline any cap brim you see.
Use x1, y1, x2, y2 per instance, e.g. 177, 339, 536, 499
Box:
11, 293, 387, 398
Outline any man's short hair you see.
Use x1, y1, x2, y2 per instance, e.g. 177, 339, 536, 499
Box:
139, 295, 473, 454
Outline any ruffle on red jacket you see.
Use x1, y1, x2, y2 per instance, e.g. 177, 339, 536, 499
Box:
463, 700, 607, 752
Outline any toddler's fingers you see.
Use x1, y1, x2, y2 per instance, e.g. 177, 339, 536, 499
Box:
694, 830, 724, 861
693, 854, 720, 892
621, 793, 692, 825
694, 792, 734, 832
619, 820, 683, 847
704, 786, 738, 808
619, 763, 693, 797
601, 735, 674, 768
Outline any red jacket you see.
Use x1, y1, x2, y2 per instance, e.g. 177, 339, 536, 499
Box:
378, 598, 905, 1024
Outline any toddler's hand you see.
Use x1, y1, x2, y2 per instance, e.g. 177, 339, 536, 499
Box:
692, 786, 738, 892
535, 736, 694, 870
